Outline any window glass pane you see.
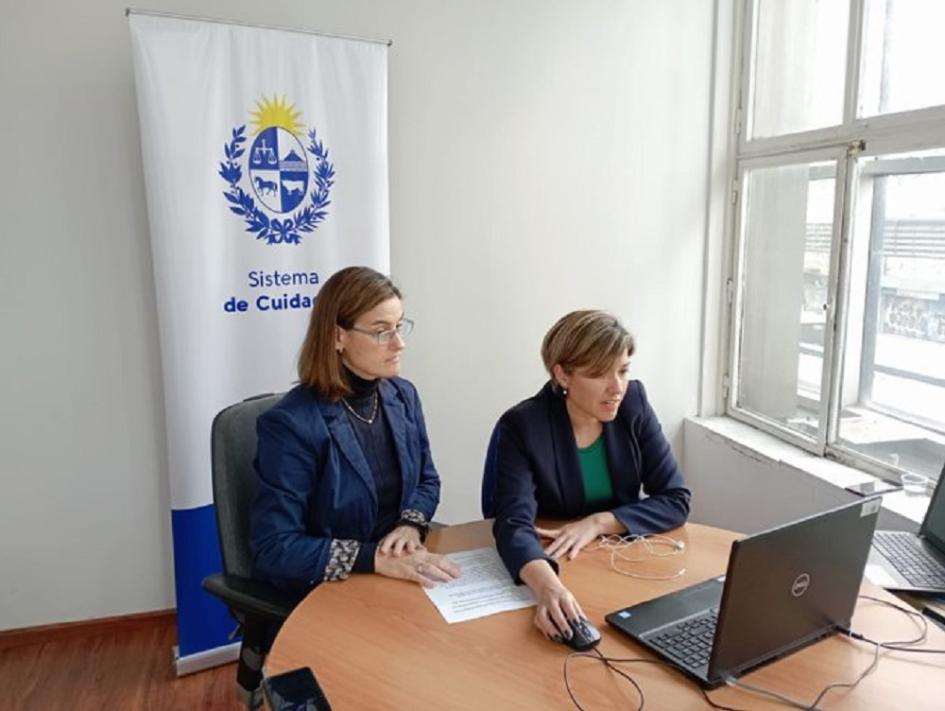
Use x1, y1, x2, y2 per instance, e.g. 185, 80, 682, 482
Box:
860, 0, 945, 117
750, 0, 849, 138
837, 150, 945, 480
737, 161, 837, 439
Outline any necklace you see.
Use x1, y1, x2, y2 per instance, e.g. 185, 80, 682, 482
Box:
341, 390, 379, 425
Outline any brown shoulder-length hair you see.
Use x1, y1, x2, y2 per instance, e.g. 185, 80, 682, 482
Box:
298, 266, 402, 400
540, 310, 635, 391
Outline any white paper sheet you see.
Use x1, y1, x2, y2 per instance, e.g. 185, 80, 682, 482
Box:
422, 547, 537, 623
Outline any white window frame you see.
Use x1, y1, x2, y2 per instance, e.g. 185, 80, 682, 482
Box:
723, 0, 945, 482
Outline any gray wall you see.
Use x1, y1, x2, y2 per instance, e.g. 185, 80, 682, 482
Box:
683, 419, 919, 534
0, 0, 714, 630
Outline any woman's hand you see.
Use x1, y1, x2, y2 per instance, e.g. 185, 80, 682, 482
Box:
519, 559, 585, 640
375, 548, 461, 588
378, 525, 423, 556
537, 512, 622, 561
533, 580, 585, 640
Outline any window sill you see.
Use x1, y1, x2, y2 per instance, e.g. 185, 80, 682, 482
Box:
685, 416, 930, 530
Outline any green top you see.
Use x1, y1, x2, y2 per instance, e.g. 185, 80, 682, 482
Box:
577, 436, 614, 508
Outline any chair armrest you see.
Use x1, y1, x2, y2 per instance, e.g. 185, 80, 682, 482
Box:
202, 573, 303, 621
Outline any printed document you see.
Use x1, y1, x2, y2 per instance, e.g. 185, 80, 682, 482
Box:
423, 547, 536, 623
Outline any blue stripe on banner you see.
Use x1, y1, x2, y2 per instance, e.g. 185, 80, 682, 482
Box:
171, 504, 238, 656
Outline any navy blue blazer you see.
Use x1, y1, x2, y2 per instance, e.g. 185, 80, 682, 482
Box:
250, 377, 440, 590
493, 380, 691, 581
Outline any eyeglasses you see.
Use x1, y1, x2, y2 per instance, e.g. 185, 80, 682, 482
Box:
347, 317, 415, 345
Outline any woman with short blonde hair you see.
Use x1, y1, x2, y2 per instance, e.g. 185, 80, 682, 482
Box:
492, 310, 690, 643
540, 310, 636, 391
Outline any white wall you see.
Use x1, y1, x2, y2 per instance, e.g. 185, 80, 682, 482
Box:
0, 0, 714, 630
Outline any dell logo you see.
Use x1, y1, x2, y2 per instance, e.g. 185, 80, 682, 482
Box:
791, 573, 811, 597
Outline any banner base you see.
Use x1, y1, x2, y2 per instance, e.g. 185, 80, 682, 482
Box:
173, 641, 241, 676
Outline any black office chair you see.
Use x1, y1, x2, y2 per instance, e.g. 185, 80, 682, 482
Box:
201, 393, 304, 708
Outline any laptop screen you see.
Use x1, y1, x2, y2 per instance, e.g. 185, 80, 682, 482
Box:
921, 465, 945, 551
709, 499, 879, 681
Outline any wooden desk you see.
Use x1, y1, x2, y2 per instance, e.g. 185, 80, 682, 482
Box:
266, 521, 945, 710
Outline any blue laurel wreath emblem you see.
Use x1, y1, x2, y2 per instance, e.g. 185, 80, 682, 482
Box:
218, 122, 334, 245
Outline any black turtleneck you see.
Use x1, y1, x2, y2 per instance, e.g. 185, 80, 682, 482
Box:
342, 368, 403, 572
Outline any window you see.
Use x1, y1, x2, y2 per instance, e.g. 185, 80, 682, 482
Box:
727, 0, 945, 483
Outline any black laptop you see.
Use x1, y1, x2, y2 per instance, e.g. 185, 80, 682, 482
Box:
605, 498, 881, 688
869, 464, 945, 593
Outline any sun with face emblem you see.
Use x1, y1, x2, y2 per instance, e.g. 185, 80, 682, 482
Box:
250, 95, 305, 136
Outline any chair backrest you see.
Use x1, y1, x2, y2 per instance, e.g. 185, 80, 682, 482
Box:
210, 393, 283, 579
481, 424, 501, 518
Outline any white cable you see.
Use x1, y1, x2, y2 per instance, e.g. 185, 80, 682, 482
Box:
591, 533, 687, 580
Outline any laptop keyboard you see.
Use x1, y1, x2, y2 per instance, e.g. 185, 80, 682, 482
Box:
874, 531, 945, 588
645, 608, 718, 670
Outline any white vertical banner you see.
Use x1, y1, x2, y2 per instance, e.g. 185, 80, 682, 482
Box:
129, 12, 389, 671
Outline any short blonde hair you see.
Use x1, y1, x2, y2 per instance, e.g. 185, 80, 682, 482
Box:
541, 310, 635, 389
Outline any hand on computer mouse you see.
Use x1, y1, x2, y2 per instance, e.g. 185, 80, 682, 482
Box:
553, 618, 602, 651
519, 560, 586, 640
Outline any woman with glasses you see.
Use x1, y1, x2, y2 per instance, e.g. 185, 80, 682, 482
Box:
492, 310, 690, 642
251, 266, 460, 592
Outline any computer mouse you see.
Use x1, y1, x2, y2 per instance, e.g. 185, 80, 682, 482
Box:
554, 618, 602, 651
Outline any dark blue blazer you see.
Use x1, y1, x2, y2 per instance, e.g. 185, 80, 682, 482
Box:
250, 377, 440, 590
493, 380, 690, 581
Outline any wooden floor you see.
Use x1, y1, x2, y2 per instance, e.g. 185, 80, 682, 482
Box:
0, 613, 243, 710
